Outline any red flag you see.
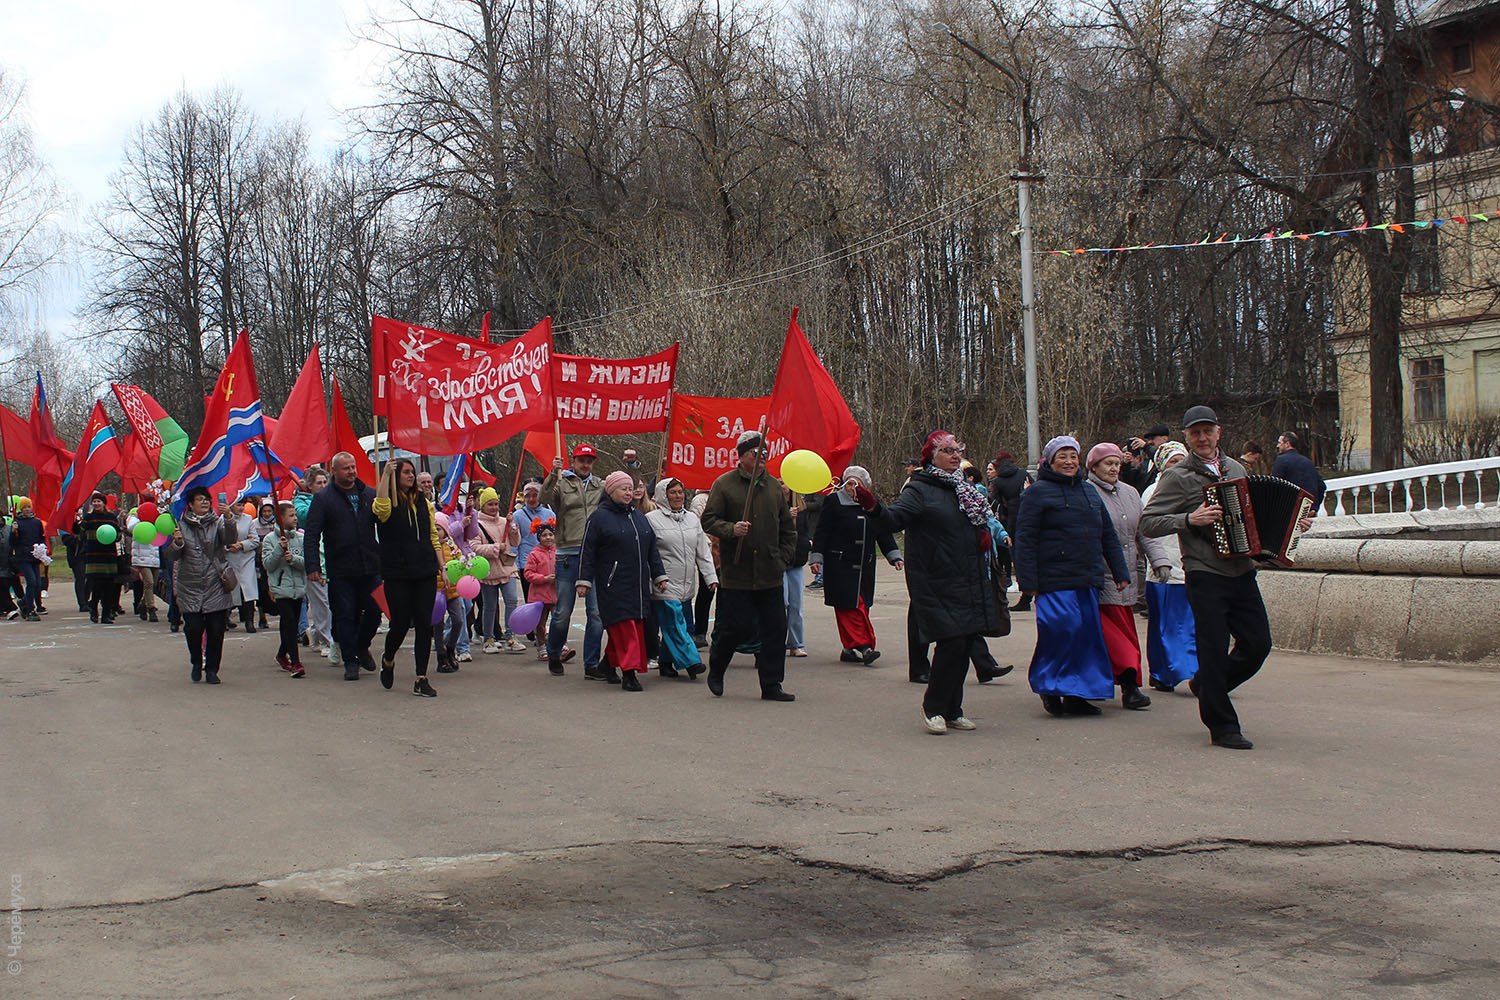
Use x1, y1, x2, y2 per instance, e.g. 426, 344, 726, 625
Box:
173, 331, 273, 515
663, 394, 788, 490
370, 314, 553, 455
268, 344, 333, 480
30, 373, 73, 478
522, 428, 567, 474
31, 473, 60, 528
118, 432, 155, 494
549, 344, 678, 435
765, 309, 860, 477
48, 401, 123, 532
330, 376, 377, 484
0, 402, 41, 469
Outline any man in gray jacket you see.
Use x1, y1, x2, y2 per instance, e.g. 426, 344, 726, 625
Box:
1141, 406, 1281, 750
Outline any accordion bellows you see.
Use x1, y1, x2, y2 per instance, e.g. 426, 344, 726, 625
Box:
1203, 476, 1316, 567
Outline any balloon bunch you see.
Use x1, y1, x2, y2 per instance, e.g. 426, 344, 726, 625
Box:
445, 553, 491, 600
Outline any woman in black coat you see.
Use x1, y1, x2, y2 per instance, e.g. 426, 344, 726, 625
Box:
578, 471, 668, 692
1013, 436, 1131, 718
863, 431, 1005, 735
373, 458, 445, 697
810, 465, 901, 665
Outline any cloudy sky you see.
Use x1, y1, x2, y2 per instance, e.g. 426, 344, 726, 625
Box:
1, 0, 383, 332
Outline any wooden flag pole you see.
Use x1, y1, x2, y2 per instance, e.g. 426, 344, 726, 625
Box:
733, 417, 768, 565
507, 450, 525, 511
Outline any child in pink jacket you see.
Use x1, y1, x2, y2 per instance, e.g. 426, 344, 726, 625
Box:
523, 520, 558, 661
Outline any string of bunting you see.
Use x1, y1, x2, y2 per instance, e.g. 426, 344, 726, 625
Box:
1048, 210, 1497, 257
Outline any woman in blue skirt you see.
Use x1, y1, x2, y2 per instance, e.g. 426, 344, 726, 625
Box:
1013, 436, 1132, 716
1140, 441, 1199, 690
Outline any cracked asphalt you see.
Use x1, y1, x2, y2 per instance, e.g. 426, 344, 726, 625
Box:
4, 576, 1498, 998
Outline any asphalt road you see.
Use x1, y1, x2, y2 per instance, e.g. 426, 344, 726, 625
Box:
3, 576, 1497, 998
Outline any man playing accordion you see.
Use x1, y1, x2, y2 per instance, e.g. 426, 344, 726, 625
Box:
1141, 406, 1312, 751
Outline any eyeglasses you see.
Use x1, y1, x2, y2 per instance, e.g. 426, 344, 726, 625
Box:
937, 445, 966, 456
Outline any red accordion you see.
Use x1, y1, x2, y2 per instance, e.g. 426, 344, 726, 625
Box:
1203, 476, 1316, 567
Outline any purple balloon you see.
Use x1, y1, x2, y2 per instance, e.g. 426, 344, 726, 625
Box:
431, 591, 448, 626
508, 600, 545, 637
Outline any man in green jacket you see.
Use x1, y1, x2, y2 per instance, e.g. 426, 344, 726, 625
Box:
700, 431, 798, 702
541, 442, 604, 676
1141, 405, 1307, 751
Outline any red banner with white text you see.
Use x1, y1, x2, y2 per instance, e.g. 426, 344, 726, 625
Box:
550, 344, 679, 435
371, 315, 553, 456
662, 394, 789, 490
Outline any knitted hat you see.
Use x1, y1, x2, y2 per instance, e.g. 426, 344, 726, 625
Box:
603, 470, 633, 495
477, 487, 500, 508
1086, 442, 1126, 469
1041, 435, 1081, 466
736, 430, 765, 456
841, 465, 872, 487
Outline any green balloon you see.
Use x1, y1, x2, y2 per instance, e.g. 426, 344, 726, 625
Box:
445, 559, 464, 584
96, 523, 118, 545
154, 513, 176, 535
132, 521, 157, 545
467, 555, 490, 580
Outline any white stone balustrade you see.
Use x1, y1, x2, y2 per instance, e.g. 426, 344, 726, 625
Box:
1322, 456, 1500, 516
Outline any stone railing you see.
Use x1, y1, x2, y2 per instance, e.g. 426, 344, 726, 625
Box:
1322, 456, 1500, 516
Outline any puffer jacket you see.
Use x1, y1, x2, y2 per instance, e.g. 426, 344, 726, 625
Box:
260, 527, 307, 601
577, 495, 668, 626
645, 480, 717, 602
472, 510, 520, 584
540, 470, 602, 551
1013, 464, 1130, 595
700, 465, 796, 591
168, 511, 237, 614
1087, 473, 1170, 607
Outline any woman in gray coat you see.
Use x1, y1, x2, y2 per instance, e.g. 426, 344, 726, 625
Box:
168, 486, 238, 684
1085, 443, 1172, 710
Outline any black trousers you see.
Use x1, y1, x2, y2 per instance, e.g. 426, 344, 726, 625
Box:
1184, 570, 1273, 737
276, 597, 303, 662
183, 610, 228, 675
922, 635, 977, 721
86, 575, 120, 618
708, 587, 786, 690
907, 606, 998, 681
383, 576, 437, 677
694, 577, 716, 637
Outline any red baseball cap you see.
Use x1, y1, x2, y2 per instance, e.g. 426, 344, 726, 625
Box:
572, 443, 597, 458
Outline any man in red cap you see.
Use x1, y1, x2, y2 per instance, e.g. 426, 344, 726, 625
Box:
542, 443, 605, 678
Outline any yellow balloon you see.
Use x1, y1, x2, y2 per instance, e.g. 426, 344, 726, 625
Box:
779, 449, 832, 494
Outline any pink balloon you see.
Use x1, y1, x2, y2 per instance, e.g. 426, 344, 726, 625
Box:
508, 600, 545, 637
455, 575, 482, 600
152, 532, 170, 546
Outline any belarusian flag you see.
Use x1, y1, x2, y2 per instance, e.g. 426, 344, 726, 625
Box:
111, 383, 190, 481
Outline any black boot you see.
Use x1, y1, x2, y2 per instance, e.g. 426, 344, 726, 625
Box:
1121, 681, 1152, 711
242, 603, 257, 634
1062, 696, 1101, 716
1010, 595, 1032, 612
621, 670, 643, 692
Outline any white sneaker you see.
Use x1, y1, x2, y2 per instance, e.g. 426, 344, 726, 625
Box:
948, 716, 977, 731
924, 713, 948, 735
457, 650, 473, 662
5, 610, 18, 621
318, 645, 330, 658
483, 640, 501, 654
503, 636, 527, 654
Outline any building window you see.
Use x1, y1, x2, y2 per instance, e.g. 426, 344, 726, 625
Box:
1453, 42, 1474, 74
1411, 357, 1447, 423
1406, 229, 1442, 294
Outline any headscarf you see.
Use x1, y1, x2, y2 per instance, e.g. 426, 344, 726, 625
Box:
1041, 435, 1080, 466
1153, 440, 1189, 474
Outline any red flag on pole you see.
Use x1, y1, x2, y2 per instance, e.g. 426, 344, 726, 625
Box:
47, 401, 123, 532
330, 376, 377, 484
0, 402, 41, 469
268, 344, 333, 482
30, 373, 73, 478
765, 309, 860, 477
522, 428, 567, 474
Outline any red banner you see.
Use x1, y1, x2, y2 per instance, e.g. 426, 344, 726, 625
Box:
663, 394, 789, 490
550, 344, 678, 435
372, 315, 553, 455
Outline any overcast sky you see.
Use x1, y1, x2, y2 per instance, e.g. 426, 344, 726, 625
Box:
0, 0, 382, 334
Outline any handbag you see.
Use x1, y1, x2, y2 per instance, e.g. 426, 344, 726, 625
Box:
987, 549, 1012, 638
219, 564, 238, 593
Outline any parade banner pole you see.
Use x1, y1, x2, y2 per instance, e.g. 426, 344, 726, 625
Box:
733, 416, 768, 565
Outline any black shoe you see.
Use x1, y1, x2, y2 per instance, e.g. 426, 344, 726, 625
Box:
839, 649, 861, 663
89, 610, 98, 623
379, 657, 395, 690
413, 677, 437, 698
622, 671, 643, 692
910, 672, 930, 685
1062, 696, 1101, 716
35, 605, 46, 615
658, 664, 680, 679
603, 666, 621, 684
1188, 677, 1200, 698
1010, 598, 1031, 612
344, 670, 360, 681
102, 615, 116, 624
1040, 695, 1065, 717
360, 651, 377, 672
1212, 731, 1253, 750
205, 672, 220, 685
23, 613, 40, 622
170, 622, 180, 633
259, 616, 269, 630
147, 609, 158, 622
976, 663, 1014, 683
191, 663, 202, 683
686, 663, 705, 680
549, 659, 565, 676
861, 647, 881, 666
1150, 679, 1176, 693
693, 634, 708, 649
244, 622, 256, 634
707, 670, 725, 697
761, 686, 795, 702
1121, 685, 1152, 711
584, 666, 607, 681
436, 663, 458, 673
